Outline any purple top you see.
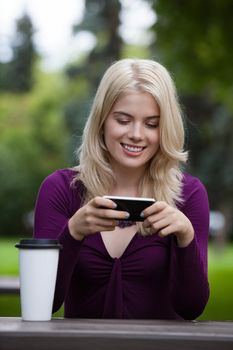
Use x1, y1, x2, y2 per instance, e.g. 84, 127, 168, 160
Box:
34, 168, 209, 320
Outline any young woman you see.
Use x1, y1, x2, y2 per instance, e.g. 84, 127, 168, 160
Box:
34, 58, 209, 320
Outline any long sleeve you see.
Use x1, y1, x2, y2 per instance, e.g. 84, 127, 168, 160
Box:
33, 169, 82, 312
33, 170, 210, 320
170, 175, 210, 319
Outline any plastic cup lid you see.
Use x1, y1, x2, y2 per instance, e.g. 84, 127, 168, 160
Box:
15, 238, 62, 249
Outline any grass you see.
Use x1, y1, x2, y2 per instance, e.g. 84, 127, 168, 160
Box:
0, 237, 19, 275
198, 244, 233, 320
1, 237, 233, 320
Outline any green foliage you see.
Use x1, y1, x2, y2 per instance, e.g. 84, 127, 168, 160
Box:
122, 44, 152, 59
70, 0, 123, 89
63, 0, 124, 162
151, 0, 233, 110
74, 0, 123, 61
0, 13, 37, 92
148, 0, 233, 236
0, 70, 69, 236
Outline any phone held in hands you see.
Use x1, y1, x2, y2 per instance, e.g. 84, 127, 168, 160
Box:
103, 195, 156, 221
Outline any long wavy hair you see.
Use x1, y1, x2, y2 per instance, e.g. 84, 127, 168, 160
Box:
73, 58, 188, 234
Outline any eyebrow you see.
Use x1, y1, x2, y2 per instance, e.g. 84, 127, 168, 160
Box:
112, 111, 160, 119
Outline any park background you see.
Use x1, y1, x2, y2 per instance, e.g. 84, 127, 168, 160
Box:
0, 0, 233, 320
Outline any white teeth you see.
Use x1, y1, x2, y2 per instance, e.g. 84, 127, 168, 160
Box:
122, 144, 144, 152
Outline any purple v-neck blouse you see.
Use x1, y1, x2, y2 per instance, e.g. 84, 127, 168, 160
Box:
34, 169, 210, 320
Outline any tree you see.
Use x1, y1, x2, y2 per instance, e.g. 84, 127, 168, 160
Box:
0, 71, 69, 236
0, 12, 37, 92
149, 0, 233, 237
71, 0, 123, 86
63, 0, 123, 159
151, 0, 233, 105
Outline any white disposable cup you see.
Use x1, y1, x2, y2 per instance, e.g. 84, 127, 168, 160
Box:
15, 239, 62, 321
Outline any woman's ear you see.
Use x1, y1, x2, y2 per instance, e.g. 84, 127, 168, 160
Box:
100, 128, 107, 150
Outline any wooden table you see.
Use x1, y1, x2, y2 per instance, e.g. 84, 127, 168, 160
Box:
0, 317, 233, 350
0, 277, 20, 294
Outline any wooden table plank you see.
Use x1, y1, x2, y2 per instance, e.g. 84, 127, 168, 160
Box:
0, 317, 233, 350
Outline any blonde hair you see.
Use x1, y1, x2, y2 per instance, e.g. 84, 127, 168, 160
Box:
74, 58, 188, 234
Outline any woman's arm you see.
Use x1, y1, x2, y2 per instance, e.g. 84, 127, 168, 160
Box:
142, 175, 209, 319
170, 177, 210, 319
33, 169, 129, 312
33, 170, 83, 312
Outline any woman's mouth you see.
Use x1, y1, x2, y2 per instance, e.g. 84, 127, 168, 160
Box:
121, 143, 145, 154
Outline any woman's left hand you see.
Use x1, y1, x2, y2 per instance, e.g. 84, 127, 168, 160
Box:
142, 201, 194, 247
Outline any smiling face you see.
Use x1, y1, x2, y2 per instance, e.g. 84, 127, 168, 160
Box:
103, 91, 160, 174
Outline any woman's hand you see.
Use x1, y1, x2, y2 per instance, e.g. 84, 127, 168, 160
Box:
142, 201, 194, 247
68, 196, 129, 241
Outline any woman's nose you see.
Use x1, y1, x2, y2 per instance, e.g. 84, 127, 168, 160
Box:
128, 123, 143, 140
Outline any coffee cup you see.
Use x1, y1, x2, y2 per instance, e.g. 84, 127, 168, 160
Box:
15, 238, 62, 321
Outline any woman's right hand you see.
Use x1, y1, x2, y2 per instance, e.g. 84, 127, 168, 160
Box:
68, 196, 129, 240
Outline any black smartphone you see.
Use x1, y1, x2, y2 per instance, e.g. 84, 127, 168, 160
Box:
103, 195, 156, 221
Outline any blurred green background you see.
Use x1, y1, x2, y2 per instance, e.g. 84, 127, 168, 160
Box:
1, 0, 233, 319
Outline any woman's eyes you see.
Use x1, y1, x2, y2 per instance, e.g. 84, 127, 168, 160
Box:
115, 118, 159, 128
116, 118, 130, 124
146, 123, 159, 128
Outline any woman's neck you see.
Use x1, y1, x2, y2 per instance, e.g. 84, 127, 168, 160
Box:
110, 166, 145, 196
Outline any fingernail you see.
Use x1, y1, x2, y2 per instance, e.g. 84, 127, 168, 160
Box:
140, 212, 144, 219
125, 212, 130, 219
112, 202, 117, 208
